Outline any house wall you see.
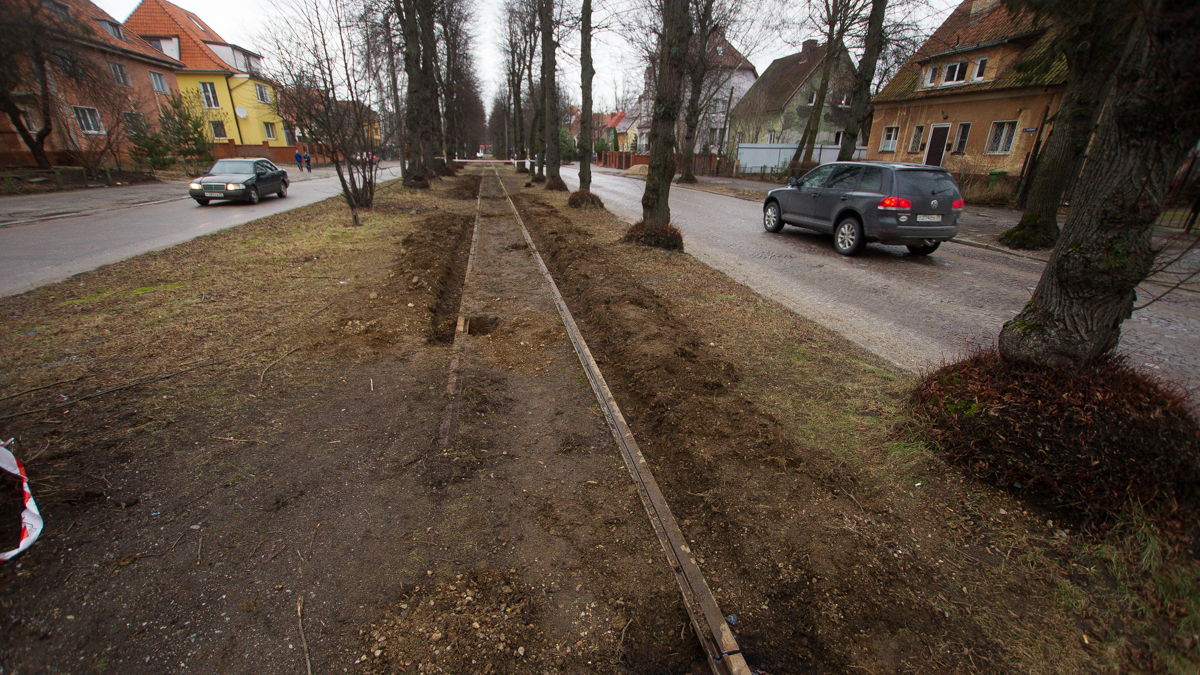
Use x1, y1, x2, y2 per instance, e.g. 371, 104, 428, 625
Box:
866, 87, 1064, 181
177, 72, 241, 144
0, 50, 181, 167
226, 76, 286, 147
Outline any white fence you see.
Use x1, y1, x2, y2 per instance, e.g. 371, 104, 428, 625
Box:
736, 143, 865, 172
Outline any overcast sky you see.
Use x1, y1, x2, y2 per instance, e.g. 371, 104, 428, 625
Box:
95, 0, 958, 112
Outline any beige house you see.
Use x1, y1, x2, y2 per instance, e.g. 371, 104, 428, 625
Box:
866, 0, 1067, 186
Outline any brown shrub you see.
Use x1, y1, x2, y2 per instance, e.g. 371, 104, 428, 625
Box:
905, 348, 1200, 554
622, 221, 684, 252
567, 190, 605, 209
545, 177, 568, 192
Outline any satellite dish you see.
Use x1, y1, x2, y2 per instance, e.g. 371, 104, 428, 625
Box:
235, 106, 248, 119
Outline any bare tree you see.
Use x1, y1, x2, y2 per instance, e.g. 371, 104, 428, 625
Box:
836, 0, 886, 159
997, 0, 1200, 369
502, 0, 537, 171
1, 0, 114, 169
265, 0, 390, 225
638, 0, 693, 239
997, 0, 1135, 249
396, 0, 441, 184
788, 0, 870, 170
577, 0, 595, 193
540, 0, 567, 190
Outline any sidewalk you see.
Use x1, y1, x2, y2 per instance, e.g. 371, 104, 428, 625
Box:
0, 161, 399, 227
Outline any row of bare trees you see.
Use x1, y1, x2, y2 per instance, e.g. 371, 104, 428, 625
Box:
262, 0, 486, 224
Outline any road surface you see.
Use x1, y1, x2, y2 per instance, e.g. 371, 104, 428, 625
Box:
559, 165, 1200, 409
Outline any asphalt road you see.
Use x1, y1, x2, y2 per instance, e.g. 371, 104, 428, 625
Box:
559, 165, 1200, 409
0, 164, 403, 297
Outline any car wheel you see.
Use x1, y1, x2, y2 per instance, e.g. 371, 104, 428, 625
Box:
247, 187, 260, 205
907, 240, 941, 255
277, 182, 288, 198
195, 198, 209, 206
763, 201, 784, 233
833, 216, 865, 256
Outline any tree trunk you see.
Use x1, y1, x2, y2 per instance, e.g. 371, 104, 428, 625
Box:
578, 0, 593, 192
511, 71, 526, 171
641, 0, 692, 228
791, 39, 838, 169
999, 23, 1128, 249
540, 0, 561, 183
838, 0, 886, 161
998, 0, 1200, 368
679, 0, 715, 184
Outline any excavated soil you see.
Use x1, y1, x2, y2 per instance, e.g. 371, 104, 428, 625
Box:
0, 166, 1167, 674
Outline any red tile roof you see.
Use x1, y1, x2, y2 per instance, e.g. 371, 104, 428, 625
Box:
729, 43, 829, 117
124, 0, 237, 73
56, 0, 183, 69
873, 0, 1066, 103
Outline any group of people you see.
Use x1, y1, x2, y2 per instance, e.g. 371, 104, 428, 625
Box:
294, 150, 312, 173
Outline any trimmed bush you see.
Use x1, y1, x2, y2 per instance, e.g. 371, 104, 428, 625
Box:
622, 221, 684, 251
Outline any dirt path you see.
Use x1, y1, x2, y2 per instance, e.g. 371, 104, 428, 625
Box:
1, 165, 1161, 674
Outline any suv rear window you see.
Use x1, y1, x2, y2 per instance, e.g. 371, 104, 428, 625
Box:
894, 169, 957, 196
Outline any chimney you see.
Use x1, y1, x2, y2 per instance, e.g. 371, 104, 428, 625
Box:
971, 0, 999, 16
802, 39, 819, 55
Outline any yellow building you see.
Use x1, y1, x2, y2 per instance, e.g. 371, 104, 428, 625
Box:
124, 0, 290, 157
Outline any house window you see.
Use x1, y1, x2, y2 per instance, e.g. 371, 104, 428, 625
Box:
17, 107, 34, 131
974, 58, 988, 80
200, 82, 220, 109
908, 124, 925, 153
944, 61, 969, 84
108, 61, 131, 87
807, 90, 817, 105
838, 93, 850, 106
985, 120, 1017, 153
148, 38, 163, 52
123, 111, 146, 133
880, 126, 899, 152
73, 106, 103, 134
954, 123, 971, 153
834, 130, 843, 146
96, 19, 124, 40
190, 15, 206, 31
925, 66, 938, 87
41, 0, 70, 20
210, 120, 227, 139
255, 84, 270, 104
263, 121, 276, 140
149, 71, 168, 94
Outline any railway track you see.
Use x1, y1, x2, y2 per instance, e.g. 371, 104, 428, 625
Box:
437, 164, 752, 675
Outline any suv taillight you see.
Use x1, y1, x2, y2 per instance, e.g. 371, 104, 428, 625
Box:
952, 198, 964, 210
878, 196, 912, 210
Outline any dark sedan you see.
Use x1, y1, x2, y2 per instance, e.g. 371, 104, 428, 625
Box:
189, 158, 289, 206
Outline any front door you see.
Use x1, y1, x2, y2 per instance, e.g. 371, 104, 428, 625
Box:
925, 125, 950, 166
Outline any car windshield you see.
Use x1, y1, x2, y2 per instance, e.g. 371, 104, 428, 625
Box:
209, 160, 255, 175
895, 170, 958, 196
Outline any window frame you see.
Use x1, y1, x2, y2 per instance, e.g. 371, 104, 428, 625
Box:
200, 81, 220, 109
907, 124, 925, 154
925, 66, 938, 87
73, 106, 104, 134
263, 121, 277, 140
879, 125, 899, 152
985, 120, 1017, 154
255, 83, 270, 104
943, 61, 969, 84
209, 120, 227, 140
974, 58, 988, 81
96, 19, 124, 41
807, 90, 817, 105
149, 71, 168, 94
108, 61, 131, 87
953, 122, 972, 154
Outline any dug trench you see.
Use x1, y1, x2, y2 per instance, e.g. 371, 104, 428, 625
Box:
0, 166, 1116, 674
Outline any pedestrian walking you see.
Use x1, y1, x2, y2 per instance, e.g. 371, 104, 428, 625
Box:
304, 152, 311, 172
294, 149, 303, 172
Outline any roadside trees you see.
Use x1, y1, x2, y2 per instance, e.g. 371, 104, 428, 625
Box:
540, 0, 567, 190
266, 0, 389, 225
635, 0, 693, 244
997, 0, 1135, 249
997, 0, 1200, 369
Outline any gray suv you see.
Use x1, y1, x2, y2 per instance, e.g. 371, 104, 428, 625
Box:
762, 161, 963, 256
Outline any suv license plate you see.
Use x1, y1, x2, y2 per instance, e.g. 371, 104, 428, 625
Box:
204, 191, 223, 197
916, 214, 942, 222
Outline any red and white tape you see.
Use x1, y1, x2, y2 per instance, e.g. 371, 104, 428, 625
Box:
1, 439, 42, 561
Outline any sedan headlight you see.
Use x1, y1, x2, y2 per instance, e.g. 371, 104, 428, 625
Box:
189, 182, 202, 190
226, 183, 245, 190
